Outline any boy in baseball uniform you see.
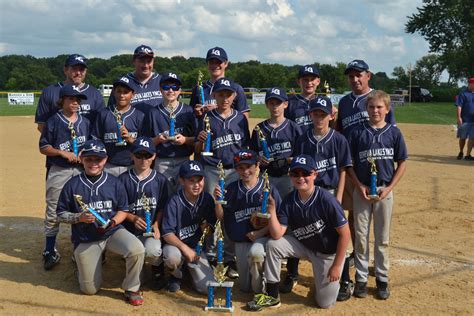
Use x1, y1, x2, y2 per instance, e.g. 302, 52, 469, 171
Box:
119, 137, 169, 290
39, 84, 91, 270
56, 139, 146, 306
161, 160, 217, 293
347, 90, 408, 299
246, 154, 350, 311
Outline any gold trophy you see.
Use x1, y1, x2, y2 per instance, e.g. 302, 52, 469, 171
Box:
198, 70, 206, 106
140, 192, 154, 237
74, 194, 110, 228
202, 115, 213, 156
216, 161, 227, 205
367, 157, 379, 199
68, 122, 78, 157
254, 125, 272, 161
113, 108, 127, 146
324, 80, 331, 95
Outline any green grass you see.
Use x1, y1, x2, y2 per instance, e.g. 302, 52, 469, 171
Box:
0, 95, 456, 125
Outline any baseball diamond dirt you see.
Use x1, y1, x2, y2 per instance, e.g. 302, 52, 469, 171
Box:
0, 116, 472, 314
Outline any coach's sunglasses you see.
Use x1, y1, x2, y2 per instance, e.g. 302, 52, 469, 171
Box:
161, 85, 181, 91
134, 152, 154, 160
289, 170, 313, 178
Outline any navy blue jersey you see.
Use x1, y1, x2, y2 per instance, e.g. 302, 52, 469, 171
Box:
285, 94, 315, 132
161, 189, 216, 248
107, 72, 162, 114
39, 112, 90, 168
250, 119, 303, 177
56, 172, 129, 247
278, 187, 347, 254
92, 105, 145, 166
348, 122, 408, 187
455, 89, 474, 123
336, 91, 396, 138
189, 80, 250, 113
222, 178, 282, 242
294, 128, 352, 189
119, 169, 169, 236
144, 102, 196, 158
196, 109, 250, 167
35, 82, 105, 125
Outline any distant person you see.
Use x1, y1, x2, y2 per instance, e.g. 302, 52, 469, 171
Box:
189, 46, 250, 119
455, 78, 474, 160
108, 45, 162, 115
35, 54, 105, 132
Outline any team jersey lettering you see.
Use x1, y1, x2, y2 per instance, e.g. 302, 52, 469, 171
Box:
315, 156, 337, 172
295, 115, 312, 126
131, 91, 162, 103
88, 200, 113, 213
359, 148, 395, 161
234, 206, 260, 223
341, 111, 369, 129
212, 133, 242, 149
179, 223, 199, 240
59, 135, 87, 151
293, 219, 326, 240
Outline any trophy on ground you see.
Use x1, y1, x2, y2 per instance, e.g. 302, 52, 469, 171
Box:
198, 70, 206, 107
167, 105, 177, 141
254, 125, 272, 161
68, 122, 78, 157
367, 156, 379, 199
256, 170, 271, 219
113, 108, 127, 146
74, 194, 111, 228
140, 192, 154, 237
204, 220, 234, 312
216, 161, 227, 205
202, 115, 213, 157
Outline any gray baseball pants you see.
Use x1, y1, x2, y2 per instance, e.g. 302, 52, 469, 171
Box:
154, 156, 188, 194
234, 237, 268, 293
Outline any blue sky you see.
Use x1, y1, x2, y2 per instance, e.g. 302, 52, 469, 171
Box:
0, 0, 429, 77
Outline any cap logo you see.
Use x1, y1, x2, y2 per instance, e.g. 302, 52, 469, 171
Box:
211, 49, 221, 56
72, 85, 80, 92
143, 47, 152, 54
348, 61, 359, 66
271, 88, 280, 95
220, 79, 230, 86
139, 139, 150, 148
295, 157, 307, 164
189, 163, 201, 171
75, 56, 84, 62
120, 77, 129, 83
304, 66, 313, 73
316, 98, 327, 107
168, 73, 177, 79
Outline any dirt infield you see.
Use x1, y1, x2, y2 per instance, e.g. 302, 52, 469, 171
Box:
0, 116, 472, 315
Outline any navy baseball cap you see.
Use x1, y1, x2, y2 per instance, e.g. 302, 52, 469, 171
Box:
234, 149, 258, 166
206, 47, 228, 62
65, 54, 88, 67
131, 137, 155, 155
81, 139, 107, 158
59, 85, 87, 100
298, 65, 320, 78
133, 44, 154, 58
290, 155, 316, 172
113, 76, 135, 92
308, 96, 332, 115
160, 72, 182, 86
213, 77, 236, 93
265, 87, 288, 103
344, 59, 369, 74
179, 160, 206, 178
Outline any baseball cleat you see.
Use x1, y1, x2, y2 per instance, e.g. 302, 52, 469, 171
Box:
43, 249, 61, 270
353, 281, 368, 298
376, 279, 390, 300
124, 290, 144, 306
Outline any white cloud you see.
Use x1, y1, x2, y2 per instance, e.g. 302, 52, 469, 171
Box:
267, 46, 312, 63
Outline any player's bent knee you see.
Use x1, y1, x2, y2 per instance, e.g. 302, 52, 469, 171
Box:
80, 282, 100, 295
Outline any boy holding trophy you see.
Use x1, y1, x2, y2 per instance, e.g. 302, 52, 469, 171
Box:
119, 137, 169, 290
92, 76, 145, 176
347, 90, 407, 300
144, 72, 195, 193
39, 84, 91, 270
214, 150, 282, 294
56, 139, 146, 306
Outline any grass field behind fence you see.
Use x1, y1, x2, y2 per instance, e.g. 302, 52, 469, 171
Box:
0, 95, 456, 125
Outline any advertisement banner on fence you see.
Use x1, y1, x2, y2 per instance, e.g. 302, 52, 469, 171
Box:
8, 93, 34, 105
252, 93, 266, 105
389, 94, 405, 107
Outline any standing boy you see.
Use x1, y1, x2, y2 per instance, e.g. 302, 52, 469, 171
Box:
347, 90, 408, 300
161, 160, 217, 293
250, 87, 302, 199
145, 72, 196, 192
93, 76, 145, 176
246, 155, 350, 311
119, 137, 169, 290
39, 85, 91, 270
56, 139, 146, 306
215, 150, 282, 293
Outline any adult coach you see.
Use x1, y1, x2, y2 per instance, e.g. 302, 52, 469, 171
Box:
189, 47, 250, 119
35, 54, 105, 132
455, 78, 474, 160
108, 45, 162, 114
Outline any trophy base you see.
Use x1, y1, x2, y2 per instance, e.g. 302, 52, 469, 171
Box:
202, 152, 213, 157
204, 306, 234, 313
167, 136, 176, 141
115, 142, 127, 147
368, 194, 379, 200
255, 212, 271, 219
216, 200, 227, 205
143, 232, 154, 237
204, 281, 234, 313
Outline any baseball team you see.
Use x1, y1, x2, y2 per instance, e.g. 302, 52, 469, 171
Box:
36, 45, 409, 309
